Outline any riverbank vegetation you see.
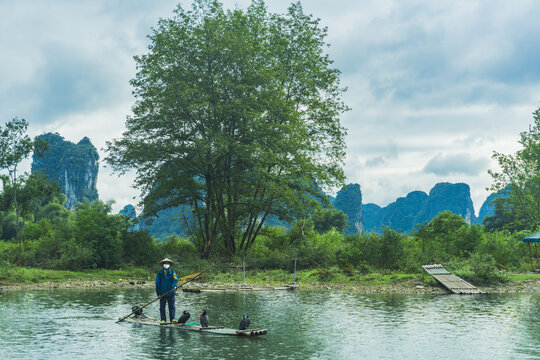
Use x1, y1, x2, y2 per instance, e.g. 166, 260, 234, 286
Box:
0, 210, 536, 287
0, 188, 537, 287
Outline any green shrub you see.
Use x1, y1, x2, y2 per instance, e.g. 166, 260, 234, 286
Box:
122, 230, 158, 267
295, 230, 343, 268
245, 250, 291, 270
354, 262, 373, 274
379, 228, 405, 269
57, 238, 96, 270
32, 226, 63, 268
476, 230, 528, 269
341, 264, 355, 276
451, 225, 483, 256
448, 253, 508, 285
258, 226, 290, 251
157, 235, 199, 267
336, 235, 365, 267
0, 241, 21, 264
356, 232, 383, 267
247, 226, 290, 267
315, 267, 337, 281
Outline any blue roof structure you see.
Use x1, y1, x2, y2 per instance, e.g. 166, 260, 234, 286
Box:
523, 231, 540, 242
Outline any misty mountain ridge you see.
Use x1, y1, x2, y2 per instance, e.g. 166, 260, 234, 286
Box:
361, 182, 498, 233
122, 181, 501, 239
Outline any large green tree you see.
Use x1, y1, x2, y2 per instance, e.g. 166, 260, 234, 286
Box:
0, 172, 62, 242
0, 118, 47, 242
106, 0, 348, 257
488, 108, 540, 230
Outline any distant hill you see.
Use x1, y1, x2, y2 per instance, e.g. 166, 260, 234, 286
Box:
32, 133, 99, 209
362, 203, 383, 233
363, 182, 476, 233
416, 183, 476, 225
380, 190, 428, 233
121, 181, 494, 238
120, 204, 190, 240
332, 183, 363, 234
475, 186, 510, 224
119, 205, 139, 231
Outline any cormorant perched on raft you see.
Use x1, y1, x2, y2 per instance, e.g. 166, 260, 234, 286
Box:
132, 306, 143, 316
199, 310, 209, 328
178, 311, 190, 324
239, 315, 250, 330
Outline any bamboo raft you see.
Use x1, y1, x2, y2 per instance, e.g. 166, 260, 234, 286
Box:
123, 315, 268, 336
422, 264, 485, 294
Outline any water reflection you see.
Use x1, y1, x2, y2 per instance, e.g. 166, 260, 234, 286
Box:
0, 289, 538, 359
514, 294, 540, 358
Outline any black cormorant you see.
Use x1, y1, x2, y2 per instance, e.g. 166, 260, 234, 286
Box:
199, 310, 209, 328
178, 311, 190, 324
132, 305, 143, 316
239, 315, 250, 330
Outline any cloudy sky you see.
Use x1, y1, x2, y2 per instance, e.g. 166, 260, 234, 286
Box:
1, 0, 539, 215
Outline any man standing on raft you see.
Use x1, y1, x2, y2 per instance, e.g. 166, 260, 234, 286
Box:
155, 258, 179, 324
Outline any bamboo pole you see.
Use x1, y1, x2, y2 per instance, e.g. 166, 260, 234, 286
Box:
535, 242, 539, 271
242, 258, 246, 287
529, 242, 534, 271
293, 258, 297, 286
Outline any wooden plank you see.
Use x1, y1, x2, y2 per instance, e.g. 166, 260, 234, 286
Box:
422, 264, 485, 294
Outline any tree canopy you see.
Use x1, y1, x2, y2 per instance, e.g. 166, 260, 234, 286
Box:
106, 0, 348, 257
488, 108, 540, 231
0, 118, 47, 242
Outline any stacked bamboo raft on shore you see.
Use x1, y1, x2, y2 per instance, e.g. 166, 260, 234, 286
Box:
422, 264, 485, 294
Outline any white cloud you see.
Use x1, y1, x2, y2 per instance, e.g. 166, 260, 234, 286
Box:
423, 153, 489, 176
2, 0, 540, 215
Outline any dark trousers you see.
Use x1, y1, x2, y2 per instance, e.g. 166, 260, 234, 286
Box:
159, 295, 176, 322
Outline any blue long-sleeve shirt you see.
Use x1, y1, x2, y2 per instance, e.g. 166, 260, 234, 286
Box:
155, 268, 179, 297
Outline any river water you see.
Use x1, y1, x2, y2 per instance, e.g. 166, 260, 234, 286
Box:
0, 288, 538, 359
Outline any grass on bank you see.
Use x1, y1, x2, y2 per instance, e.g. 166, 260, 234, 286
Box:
0, 265, 153, 285
209, 268, 424, 286
1, 264, 539, 287
0, 264, 426, 286
507, 273, 540, 282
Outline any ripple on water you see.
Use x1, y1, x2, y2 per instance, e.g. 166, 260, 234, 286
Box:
0, 289, 538, 359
